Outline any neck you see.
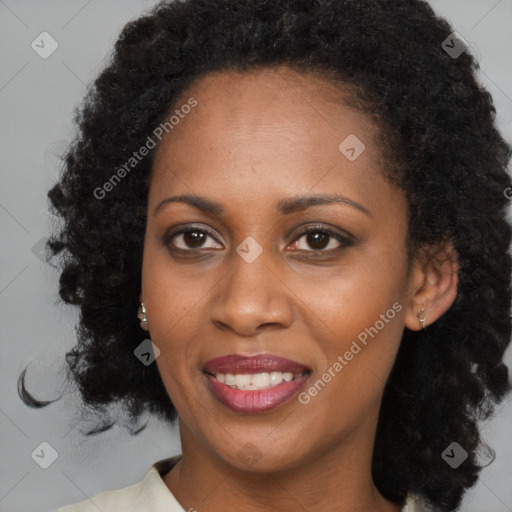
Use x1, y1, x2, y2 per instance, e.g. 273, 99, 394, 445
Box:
164, 414, 402, 512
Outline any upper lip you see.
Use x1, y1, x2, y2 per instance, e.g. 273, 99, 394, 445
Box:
203, 353, 311, 375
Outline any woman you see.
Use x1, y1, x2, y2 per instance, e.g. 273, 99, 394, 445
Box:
19, 0, 512, 511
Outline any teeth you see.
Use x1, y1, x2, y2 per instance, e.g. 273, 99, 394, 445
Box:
270, 371, 282, 386
252, 372, 270, 388
214, 371, 304, 390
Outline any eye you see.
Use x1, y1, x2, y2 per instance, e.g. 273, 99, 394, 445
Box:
164, 226, 223, 251
164, 224, 354, 255
288, 225, 353, 253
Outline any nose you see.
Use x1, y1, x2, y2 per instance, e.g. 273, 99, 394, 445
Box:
208, 248, 294, 337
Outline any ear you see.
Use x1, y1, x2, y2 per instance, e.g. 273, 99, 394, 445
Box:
404, 240, 459, 331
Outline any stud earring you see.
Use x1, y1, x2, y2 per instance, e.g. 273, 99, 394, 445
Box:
416, 308, 427, 330
137, 302, 149, 331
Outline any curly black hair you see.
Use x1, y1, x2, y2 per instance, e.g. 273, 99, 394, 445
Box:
19, 0, 512, 510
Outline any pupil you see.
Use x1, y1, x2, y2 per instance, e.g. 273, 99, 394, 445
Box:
307, 232, 328, 250
184, 231, 205, 247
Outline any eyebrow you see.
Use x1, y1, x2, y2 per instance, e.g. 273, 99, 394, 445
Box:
153, 193, 373, 218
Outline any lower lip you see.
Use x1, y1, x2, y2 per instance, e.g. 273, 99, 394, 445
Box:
204, 373, 310, 413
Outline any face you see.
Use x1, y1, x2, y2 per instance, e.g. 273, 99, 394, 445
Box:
141, 66, 415, 473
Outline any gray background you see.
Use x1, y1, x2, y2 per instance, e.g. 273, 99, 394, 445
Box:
0, 1, 511, 511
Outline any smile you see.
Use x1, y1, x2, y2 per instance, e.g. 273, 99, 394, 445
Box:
204, 372, 310, 413
213, 371, 306, 390
202, 353, 311, 413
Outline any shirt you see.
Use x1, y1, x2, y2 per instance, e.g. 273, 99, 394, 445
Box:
56, 454, 434, 511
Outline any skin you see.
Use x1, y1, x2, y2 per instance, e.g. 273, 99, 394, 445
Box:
140, 66, 459, 512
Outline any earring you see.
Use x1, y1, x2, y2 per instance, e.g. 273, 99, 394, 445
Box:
416, 308, 427, 330
137, 302, 149, 331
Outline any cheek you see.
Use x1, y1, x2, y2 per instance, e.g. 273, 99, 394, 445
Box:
142, 244, 210, 340
296, 258, 404, 339
292, 247, 406, 382
141, 249, 208, 400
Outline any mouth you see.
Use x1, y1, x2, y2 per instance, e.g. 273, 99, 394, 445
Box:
202, 353, 312, 413
205, 370, 308, 390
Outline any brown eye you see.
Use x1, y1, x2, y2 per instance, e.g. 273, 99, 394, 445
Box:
304, 232, 330, 250
289, 226, 353, 253
165, 226, 223, 251
183, 230, 207, 248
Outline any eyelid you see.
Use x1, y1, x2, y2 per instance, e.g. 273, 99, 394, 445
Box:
163, 224, 223, 248
290, 224, 355, 252
292, 223, 355, 242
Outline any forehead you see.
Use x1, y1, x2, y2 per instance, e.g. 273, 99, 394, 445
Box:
152, 67, 382, 177
147, 66, 409, 249
148, 66, 401, 222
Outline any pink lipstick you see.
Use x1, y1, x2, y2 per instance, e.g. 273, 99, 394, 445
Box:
203, 353, 311, 413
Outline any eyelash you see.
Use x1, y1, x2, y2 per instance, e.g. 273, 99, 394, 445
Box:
164, 224, 354, 255
291, 225, 354, 254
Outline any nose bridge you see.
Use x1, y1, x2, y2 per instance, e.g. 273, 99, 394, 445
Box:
230, 241, 272, 298
209, 240, 293, 334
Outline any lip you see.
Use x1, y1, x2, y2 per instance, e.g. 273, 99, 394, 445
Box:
203, 353, 311, 375
202, 353, 311, 413
204, 373, 310, 413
